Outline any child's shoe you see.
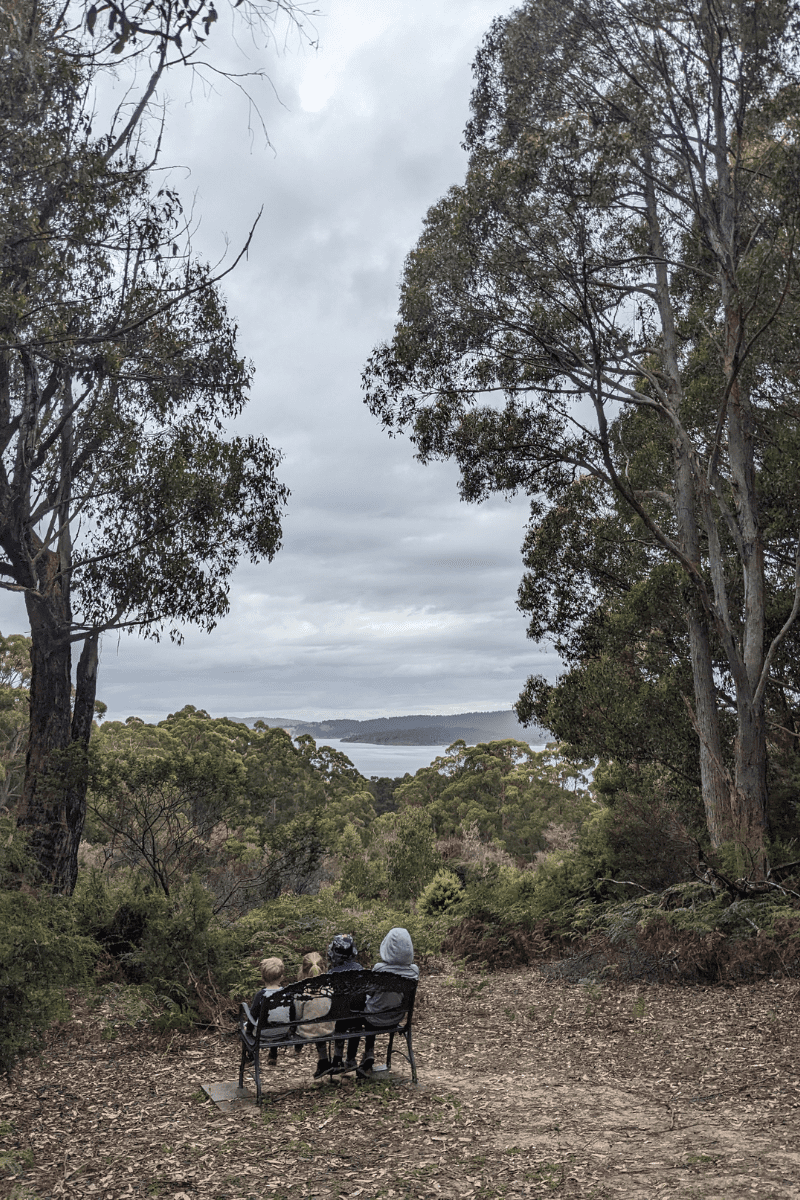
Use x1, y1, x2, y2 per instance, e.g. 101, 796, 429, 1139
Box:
356, 1053, 374, 1079
343, 1057, 358, 1073
267, 1048, 278, 1065
313, 1057, 332, 1078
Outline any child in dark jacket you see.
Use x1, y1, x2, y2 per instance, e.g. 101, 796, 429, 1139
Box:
248, 956, 291, 1065
311, 933, 363, 1078
357, 927, 419, 1077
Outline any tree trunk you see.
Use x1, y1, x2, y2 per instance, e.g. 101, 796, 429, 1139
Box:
17, 591, 75, 892
646, 167, 737, 853
685, 602, 733, 848
16, 626, 99, 895
732, 690, 769, 876
72, 633, 99, 747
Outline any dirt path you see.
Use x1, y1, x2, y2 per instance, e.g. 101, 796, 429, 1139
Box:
2, 965, 799, 1199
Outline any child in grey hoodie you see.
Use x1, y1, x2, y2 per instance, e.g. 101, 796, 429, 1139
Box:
357, 927, 420, 1077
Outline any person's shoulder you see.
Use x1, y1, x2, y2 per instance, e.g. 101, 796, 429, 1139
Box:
373, 961, 419, 978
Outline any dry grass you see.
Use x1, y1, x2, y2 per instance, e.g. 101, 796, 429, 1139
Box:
2, 963, 800, 1199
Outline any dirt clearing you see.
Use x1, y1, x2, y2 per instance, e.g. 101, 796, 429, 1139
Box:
2, 964, 799, 1199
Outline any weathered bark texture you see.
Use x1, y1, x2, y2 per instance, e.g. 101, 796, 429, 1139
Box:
16, 624, 99, 894
17, 591, 74, 891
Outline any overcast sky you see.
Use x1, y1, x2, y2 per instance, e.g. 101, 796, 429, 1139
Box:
3, 0, 561, 723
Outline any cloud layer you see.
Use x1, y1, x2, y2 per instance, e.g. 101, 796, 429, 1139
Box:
1, 0, 562, 723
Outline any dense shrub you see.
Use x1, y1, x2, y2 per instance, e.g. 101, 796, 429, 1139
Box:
72, 869, 252, 1023
600, 791, 698, 891
442, 915, 565, 969
0, 889, 99, 1078
382, 807, 442, 903
236, 885, 453, 983
433, 800, 702, 958
418, 869, 465, 915
0, 820, 99, 1078
336, 823, 389, 900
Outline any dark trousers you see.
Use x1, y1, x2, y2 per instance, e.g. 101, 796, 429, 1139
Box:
312, 1024, 360, 1062
361, 1015, 394, 1058
333, 1016, 362, 1061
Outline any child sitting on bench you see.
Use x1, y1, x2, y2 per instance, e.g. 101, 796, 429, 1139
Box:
293, 951, 325, 1056
249, 956, 291, 1065
357, 927, 419, 1077
301, 934, 363, 1078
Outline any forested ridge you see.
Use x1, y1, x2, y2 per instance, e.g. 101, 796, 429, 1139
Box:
251, 711, 549, 745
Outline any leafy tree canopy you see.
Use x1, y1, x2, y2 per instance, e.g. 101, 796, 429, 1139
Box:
364, 0, 800, 871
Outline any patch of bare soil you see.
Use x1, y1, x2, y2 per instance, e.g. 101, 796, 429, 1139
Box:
2, 964, 800, 1199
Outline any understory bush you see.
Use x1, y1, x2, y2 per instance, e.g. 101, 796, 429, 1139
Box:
235, 884, 454, 990
0, 821, 99, 1078
418, 868, 465, 915
72, 869, 252, 1024
0, 889, 99, 1078
543, 876, 800, 984
442, 915, 567, 969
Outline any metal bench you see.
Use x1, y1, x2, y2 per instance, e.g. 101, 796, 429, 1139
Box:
238, 970, 418, 1104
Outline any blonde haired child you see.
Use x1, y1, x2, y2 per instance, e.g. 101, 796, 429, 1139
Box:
249, 956, 291, 1065
293, 951, 326, 1056
297, 950, 325, 981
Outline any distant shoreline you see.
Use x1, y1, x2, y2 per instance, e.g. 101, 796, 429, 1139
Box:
236, 709, 549, 746
340, 726, 538, 746
342, 728, 453, 746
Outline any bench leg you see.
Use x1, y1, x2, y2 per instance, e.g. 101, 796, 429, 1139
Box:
405, 1030, 418, 1084
253, 1046, 262, 1105
239, 1042, 248, 1089
385, 1032, 395, 1070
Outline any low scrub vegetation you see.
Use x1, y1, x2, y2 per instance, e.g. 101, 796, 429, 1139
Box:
2, 681, 799, 1079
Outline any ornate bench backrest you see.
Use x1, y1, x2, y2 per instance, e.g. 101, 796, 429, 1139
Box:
253, 969, 417, 1034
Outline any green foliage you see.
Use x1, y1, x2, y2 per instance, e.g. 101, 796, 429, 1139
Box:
379, 806, 441, 904
236, 887, 452, 984
87, 729, 247, 896
0, 6, 289, 893
449, 795, 694, 937
418, 869, 465, 916
0, 632, 31, 815
363, 0, 800, 864
368, 776, 402, 816
71, 870, 251, 1017
86, 710, 369, 911
585, 878, 800, 977
0, 823, 98, 1078
397, 739, 594, 864
337, 823, 389, 900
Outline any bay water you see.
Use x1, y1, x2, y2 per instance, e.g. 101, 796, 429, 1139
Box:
323, 737, 546, 780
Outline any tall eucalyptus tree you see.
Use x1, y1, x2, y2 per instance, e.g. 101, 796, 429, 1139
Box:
1, 2, 287, 891
364, 0, 800, 872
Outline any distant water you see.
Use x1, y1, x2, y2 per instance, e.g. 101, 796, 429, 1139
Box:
321, 738, 547, 780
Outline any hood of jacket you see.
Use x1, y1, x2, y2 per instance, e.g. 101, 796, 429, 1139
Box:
379, 927, 415, 967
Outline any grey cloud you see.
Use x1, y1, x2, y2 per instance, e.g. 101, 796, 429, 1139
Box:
1, 1, 562, 726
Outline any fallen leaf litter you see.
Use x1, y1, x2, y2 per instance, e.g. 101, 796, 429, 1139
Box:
1, 964, 799, 1198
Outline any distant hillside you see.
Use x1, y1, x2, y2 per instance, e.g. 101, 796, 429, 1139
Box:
238, 710, 550, 747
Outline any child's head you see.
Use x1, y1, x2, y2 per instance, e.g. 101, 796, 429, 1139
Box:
259, 956, 285, 986
297, 950, 325, 981
379, 927, 414, 966
327, 933, 358, 965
